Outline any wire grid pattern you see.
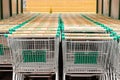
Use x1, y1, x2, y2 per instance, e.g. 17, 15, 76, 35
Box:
9, 38, 59, 72
63, 40, 116, 74
112, 42, 120, 80
0, 34, 12, 64
99, 73, 109, 80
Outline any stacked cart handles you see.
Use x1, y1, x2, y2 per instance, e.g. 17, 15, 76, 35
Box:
81, 14, 120, 41
4, 14, 40, 38
8, 14, 39, 33
3, 14, 61, 38
5, 14, 119, 40
58, 14, 65, 40
59, 14, 120, 41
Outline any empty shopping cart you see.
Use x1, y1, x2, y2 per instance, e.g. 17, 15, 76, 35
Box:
0, 32, 12, 64
8, 36, 59, 80
62, 36, 116, 80
112, 38, 120, 80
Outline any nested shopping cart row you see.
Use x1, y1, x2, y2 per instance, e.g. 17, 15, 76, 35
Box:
6, 14, 60, 80
0, 13, 39, 65
61, 14, 118, 80
85, 14, 120, 32
61, 14, 106, 33
0, 13, 37, 25
0, 13, 120, 80
80, 14, 120, 80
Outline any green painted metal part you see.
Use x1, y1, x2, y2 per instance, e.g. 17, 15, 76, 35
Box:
74, 52, 98, 64
22, 50, 46, 62
81, 14, 120, 40
4, 14, 39, 38
0, 44, 4, 55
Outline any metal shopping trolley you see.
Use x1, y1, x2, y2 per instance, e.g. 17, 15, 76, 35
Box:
111, 37, 120, 80
0, 25, 14, 65
7, 14, 60, 80
62, 35, 116, 80
0, 32, 11, 64
81, 14, 120, 80
8, 34, 59, 80
0, 14, 38, 65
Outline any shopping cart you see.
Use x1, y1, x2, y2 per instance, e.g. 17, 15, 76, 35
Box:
0, 32, 11, 64
110, 37, 120, 80
7, 14, 60, 80
62, 35, 116, 80
8, 35, 59, 80
60, 14, 114, 80
83, 14, 120, 80
0, 13, 39, 65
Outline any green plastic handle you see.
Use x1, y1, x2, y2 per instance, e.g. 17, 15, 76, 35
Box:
4, 34, 8, 38
62, 36, 65, 40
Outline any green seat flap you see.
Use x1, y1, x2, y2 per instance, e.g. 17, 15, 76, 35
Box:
0, 44, 4, 55
34, 50, 46, 62
22, 50, 46, 62
22, 50, 33, 62
74, 52, 98, 64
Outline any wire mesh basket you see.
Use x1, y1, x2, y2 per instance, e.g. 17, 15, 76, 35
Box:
9, 37, 59, 73
0, 33, 12, 64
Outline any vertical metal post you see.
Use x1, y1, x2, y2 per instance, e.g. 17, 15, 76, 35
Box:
96, 0, 99, 13
16, 0, 19, 14
21, 0, 23, 13
9, 0, 12, 16
0, 0, 3, 19
109, 0, 112, 17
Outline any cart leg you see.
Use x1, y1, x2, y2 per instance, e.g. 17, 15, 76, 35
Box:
13, 72, 16, 80
56, 72, 58, 80
99, 74, 102, 80
113, 72, 117, 80
110, 71, 112, 80
110, 69, 113, 80
101, 74, 104, 80
15, 73, 17, 80
21, 74, 24, 80
17, 73, 20, 80
101, 74, 103, 80
16, 73, 19, 80
63, 73, 66, 80
19, 73, 21, 80
107, 70, 110, 79
16, 73, 22, 80
105, 73, 109, 80
104, 73, 106, 80
19, 74, 23, 80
